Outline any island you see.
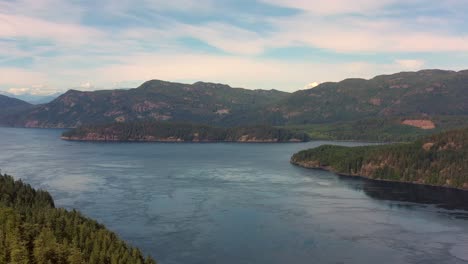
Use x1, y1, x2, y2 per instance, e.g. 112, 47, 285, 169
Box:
61, 122, 310, 143
291, 127, 468, 190
0, 173, 156, 264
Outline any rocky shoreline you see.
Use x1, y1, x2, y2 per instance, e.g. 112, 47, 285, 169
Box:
61, 135, 304, 143
290, 158, 468, 191
60, 122, 310, 143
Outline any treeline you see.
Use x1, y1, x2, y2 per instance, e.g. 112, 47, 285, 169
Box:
0, 173, 156, 264
287, 116, 468, 142
291, 127, 468, 189
62, 121, 310, 142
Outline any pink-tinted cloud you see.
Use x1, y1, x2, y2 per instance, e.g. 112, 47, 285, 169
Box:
0, 68, 48, 87
0, 0, 467, 93
261, 0, 396, 15
0, 14, 101, 45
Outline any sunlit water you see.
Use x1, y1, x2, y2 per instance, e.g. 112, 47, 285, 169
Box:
1, 127, 468, 264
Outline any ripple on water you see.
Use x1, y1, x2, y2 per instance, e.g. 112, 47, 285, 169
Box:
44, 173, 104, 193
2, 128, 468, 264
92, 163, 141, 169
450, 243, 468, 261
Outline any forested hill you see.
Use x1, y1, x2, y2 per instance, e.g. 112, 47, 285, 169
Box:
2, 69, 468, 129
0, 94, 33, 123
271, 69, 468, 124
61, 122, 310, 142
291, 127, 468, 189
2, 80, 288, 128
0, 94, 31, 109
0, 173, 156, 264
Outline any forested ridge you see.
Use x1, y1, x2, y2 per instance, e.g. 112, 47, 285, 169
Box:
291, 128, 468, 189
1, 80, 288, 128
61, 121, 310, 142
0, 173, 156, 264
3, 70, 468, 131
286, 116, 468, 142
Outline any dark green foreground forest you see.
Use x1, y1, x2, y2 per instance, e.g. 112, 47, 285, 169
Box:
0, 174, 155, 264
291, 128, 468, 189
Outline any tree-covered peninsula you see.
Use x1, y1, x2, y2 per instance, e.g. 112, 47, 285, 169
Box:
0, 173, 156, 264
291, 128, 468, 189
61, 122, 310, 143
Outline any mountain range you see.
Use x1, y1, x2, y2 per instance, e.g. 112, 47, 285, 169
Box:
0, 94, 34, 121
0, 91, 62, 104
275, 69, 468, 124
1, 69, 467, 134
0, 80, 288, 128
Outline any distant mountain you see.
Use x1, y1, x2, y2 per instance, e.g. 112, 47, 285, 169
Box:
0, 91, 63, 104
291, 127, 468, 189
0, 94, 33, 124
0, 94, 31, 108
2, 80, 288, 128
23, 92, 63, 104
272, 69, 468, 124
2, 69, 468, 129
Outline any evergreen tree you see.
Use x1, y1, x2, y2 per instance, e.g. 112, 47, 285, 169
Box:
0, 173, 157, 264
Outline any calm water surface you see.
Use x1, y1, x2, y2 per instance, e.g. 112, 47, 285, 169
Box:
1, 127, 468, 264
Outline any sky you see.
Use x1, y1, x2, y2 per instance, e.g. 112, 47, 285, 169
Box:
1, 0, 468, 95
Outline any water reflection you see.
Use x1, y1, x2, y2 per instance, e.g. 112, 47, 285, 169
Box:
339, 174, 468, 213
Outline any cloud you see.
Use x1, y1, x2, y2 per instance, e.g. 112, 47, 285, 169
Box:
261, 12, 468, 53
97, 1, 468, 57
7, 87, 31, 95
0, 14, 102, 46
1, 0, 468, 93
143, 0, 215, 12
395, 59, 425, 70
305, 82, 320, 89
0, 68, 48, 86
80, 82, 95, 90
0, 46, 464, 93
7, 85, 58, 95
261, 0, 395, 15
89, 53, 440, 91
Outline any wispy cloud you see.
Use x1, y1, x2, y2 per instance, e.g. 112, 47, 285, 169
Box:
305, 82, 320, 89
261, 0, 395, 15
0, 0, 467, 92
395, 59, 425, 70
7, 84, 58, 96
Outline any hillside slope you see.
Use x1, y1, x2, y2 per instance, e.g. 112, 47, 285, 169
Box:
0, 94, 31, 108
0, 95, 33, 125
0, 91, 62, 104
274, 69, 468, 124
2, 69, 468, 129
3, 80, 288, 128
291, 128, 468, 189
0, 173, 156, 264
286, 115, 468, 142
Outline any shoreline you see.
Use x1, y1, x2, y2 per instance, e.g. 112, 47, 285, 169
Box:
1, 125, 412, 144
290, 160, 468, 192
60, 136, 307, 144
